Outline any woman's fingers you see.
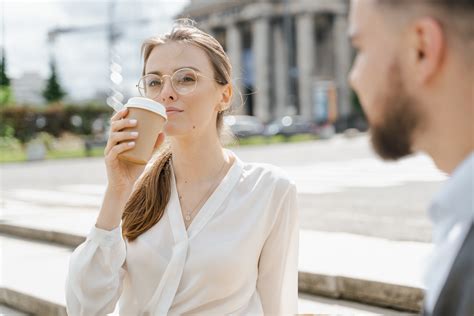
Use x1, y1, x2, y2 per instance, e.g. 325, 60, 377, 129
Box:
110, 108, 128, 122
105, 140, 136, 161
104, 131, 139, 156
111, 118, 138, 133
105, 108, 139, 158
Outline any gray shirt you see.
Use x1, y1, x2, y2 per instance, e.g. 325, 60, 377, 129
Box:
424, 152, 474, 314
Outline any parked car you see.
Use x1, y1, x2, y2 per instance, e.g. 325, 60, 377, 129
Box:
264, 115, 317, 137
224, 115, 265, 138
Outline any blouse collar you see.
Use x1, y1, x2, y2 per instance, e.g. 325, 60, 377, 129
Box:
167, 149, 244, 241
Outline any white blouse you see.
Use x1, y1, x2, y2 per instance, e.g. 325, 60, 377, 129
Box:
66, 152, 299, 315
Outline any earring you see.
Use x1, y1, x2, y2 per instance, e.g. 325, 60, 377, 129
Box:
218, 104, 227, 113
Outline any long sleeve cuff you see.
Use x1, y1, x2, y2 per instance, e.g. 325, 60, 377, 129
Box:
88, 225, 123, 247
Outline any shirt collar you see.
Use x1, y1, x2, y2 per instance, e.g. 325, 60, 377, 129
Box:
429, 151, 474, 234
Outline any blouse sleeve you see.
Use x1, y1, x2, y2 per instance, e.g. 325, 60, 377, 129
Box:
65, 225, 127, 316
257, 184, 299, 315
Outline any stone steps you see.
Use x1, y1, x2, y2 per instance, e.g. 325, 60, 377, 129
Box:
0, 231, 414, 315
0, 219, 429, 314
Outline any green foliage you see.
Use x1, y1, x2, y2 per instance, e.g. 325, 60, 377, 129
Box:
43, 62, 66, 103
231, 134, 318, 147
34, 131, 56, 151
0, 106, 38, 143
64, 103, 112, 135
0, 86, 14, 107
0, 122, 15, 138
0, 51, 14, 107
0, 120, 23, 163
0, 130, 21, 152
0, 102, 113, 144
0, 52, 10, 87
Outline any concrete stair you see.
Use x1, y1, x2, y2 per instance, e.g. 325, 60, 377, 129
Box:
0, 232, 415, 316
0, 214, 429, 315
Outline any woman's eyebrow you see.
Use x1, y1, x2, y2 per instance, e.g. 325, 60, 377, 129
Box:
146, 66, 202, 75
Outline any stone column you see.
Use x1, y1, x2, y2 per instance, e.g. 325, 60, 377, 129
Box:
199, 22, 215, 37
226, 23, 245, 114
333, 13, 352, 126
273, 22, 288, 119
252, 17, 271, 123
296, 13, 315, 119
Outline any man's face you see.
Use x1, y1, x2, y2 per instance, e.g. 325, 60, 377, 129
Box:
349, 0, 422, 160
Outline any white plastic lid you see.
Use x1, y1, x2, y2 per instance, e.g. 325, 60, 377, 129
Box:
124, 97, 167, 120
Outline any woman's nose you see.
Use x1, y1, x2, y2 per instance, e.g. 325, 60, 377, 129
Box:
157, 77, 177, 103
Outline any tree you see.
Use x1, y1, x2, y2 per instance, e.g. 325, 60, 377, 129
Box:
43, 62, 66, 103
0, 49, 13, 106
0, 52, 10, 87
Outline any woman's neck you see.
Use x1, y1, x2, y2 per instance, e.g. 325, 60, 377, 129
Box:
170, 135, 230, 185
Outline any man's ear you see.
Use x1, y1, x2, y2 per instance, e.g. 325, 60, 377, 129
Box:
409, 17, 445, 85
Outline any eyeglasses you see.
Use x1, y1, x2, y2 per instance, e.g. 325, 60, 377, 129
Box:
136, 67, 224, 98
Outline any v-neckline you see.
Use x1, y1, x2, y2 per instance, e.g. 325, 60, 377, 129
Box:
169, 150, 243, 239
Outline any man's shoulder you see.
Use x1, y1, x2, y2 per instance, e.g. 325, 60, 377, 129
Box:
430, 152, 474, 220
429, 223, 474, 316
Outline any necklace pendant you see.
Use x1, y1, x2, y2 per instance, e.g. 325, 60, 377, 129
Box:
185, 215, 191, 221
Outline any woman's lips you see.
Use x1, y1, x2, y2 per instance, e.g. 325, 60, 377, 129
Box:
166, 107, 184, 114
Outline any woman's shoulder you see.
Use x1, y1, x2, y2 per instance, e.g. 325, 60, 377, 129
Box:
239, 159, 295, 192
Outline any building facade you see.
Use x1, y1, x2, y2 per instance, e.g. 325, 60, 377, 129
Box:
11, 72, 46, 106
179, 0, 354, 126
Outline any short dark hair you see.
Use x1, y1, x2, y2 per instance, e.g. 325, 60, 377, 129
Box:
376, 0, 474, 40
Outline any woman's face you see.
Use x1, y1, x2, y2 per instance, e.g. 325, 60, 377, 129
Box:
144, 41, 229, 138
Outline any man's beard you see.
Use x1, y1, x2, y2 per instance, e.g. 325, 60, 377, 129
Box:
369, 64, 421, 161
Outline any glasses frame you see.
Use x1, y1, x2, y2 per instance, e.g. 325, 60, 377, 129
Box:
136, 67, 225, 98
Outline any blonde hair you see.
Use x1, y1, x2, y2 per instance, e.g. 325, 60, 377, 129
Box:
122, 19, 233, 242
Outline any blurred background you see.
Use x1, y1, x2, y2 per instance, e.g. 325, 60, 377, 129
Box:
0, 0, 445, 315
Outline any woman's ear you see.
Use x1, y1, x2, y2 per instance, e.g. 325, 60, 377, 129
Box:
217, 83, 233, 112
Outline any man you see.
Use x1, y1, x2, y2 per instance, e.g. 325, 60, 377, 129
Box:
348, 0, 473, 315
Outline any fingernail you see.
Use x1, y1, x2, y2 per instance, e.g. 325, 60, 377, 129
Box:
128, 141, 135, 146
130, 119, 137, 124
131, 132, 139, 137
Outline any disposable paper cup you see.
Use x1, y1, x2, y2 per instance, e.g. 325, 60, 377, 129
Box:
118, 97, 167, 165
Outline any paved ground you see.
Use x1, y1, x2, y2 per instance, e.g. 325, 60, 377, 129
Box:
0, 134, 445, 242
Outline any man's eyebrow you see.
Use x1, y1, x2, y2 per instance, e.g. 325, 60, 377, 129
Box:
146, 66, 202, 75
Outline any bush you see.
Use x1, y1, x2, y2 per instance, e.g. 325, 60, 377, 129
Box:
0, 86, 14, 107
0, 122, 22, 158
0, 102, 113, 143
0, 122, 15, 138
63, 103, 112, 135
33, 131, 56, 151
0, 134, 22, 152
0, 106, 38, 143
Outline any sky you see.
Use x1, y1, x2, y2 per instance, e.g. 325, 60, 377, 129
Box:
1, 0, 190, 102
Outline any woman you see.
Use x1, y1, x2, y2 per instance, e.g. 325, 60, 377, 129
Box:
66, 20, 298, 315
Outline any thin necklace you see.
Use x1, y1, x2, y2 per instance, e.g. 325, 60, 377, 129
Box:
181, 159, 228, 223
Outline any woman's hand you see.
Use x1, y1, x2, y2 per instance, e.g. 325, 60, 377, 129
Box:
103, 108, 165, 194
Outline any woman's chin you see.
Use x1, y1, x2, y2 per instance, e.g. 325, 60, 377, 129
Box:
164, 125, 191, 138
